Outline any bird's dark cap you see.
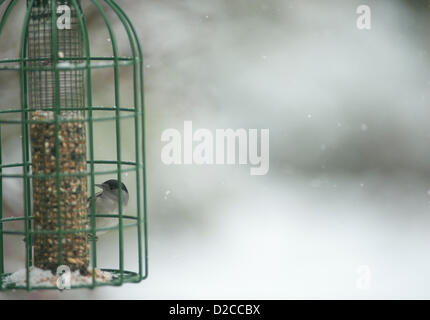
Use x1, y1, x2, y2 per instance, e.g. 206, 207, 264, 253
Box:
100, 179, 128, 193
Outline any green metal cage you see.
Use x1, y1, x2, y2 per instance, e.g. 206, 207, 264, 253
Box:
0, 0, 148, 290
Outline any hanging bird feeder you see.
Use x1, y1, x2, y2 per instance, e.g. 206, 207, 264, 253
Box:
0, 0, 147, 290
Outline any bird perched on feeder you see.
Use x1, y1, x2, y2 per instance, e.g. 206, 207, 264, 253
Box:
87, 179, 129, 241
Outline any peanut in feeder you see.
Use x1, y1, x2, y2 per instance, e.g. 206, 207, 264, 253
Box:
0, 0, 148, 290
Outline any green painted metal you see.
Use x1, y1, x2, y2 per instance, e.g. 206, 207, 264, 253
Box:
0, 0, 147, 291
110, 1, 148, 280
0, 125, 3, 276
106, 0, 146, 281
20, 0, 33, 291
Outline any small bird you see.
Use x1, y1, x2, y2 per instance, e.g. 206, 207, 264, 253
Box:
87, 179, 129, 241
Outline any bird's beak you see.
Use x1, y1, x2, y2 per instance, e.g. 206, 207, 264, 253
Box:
95, 184, 104, 189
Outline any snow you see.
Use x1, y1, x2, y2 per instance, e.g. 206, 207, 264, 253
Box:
2, 267, 113, 289
56, 62, 87, 69
56, 62, 74, 68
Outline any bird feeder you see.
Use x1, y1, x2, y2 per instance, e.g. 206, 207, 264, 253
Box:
0, 0, 147, 290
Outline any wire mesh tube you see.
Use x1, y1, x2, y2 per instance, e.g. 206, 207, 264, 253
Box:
28, 0, 89, 273
31, 112, 89, 273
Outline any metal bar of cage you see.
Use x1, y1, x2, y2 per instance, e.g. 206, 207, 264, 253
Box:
3, 218, 138, 236
1, 159, 141, 169
0, 56, 138, 62
20, 0, 34, 291
0, 166, 138, 179
0, 112, 140, 125
0, 0, 18, 34
50, 0, 64, 274
0, 125, 3, 276
111, 0, 147, 281
112, 0, 148, 280
70, 0, 96, 286
107, 0, 148, 281
90, 0, 124, 285
105, 0, 143, 282
119, 4, 148, 281
0, 106, 139, 113
0, 60, 136, 71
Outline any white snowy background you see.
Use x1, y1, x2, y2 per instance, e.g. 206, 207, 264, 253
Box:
2, 0, 430, 299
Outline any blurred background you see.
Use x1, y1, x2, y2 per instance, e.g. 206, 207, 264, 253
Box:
2, 0, 430, 299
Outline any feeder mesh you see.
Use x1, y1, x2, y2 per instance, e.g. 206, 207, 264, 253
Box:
27, 0, 89, 273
